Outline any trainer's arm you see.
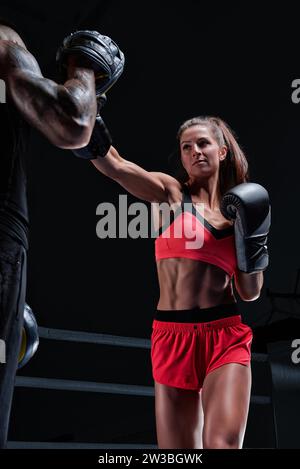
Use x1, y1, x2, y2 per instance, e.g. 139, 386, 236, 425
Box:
91, 146, 179, 203
0, 40, 97, 148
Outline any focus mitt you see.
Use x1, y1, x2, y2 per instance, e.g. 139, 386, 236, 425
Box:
56, 30, 125, 97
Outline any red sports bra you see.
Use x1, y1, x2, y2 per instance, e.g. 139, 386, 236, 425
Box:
155, 186, 237, 277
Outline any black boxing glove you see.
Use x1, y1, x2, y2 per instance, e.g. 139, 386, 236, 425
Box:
220, 182, 271, 273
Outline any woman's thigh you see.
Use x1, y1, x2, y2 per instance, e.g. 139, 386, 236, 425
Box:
154, 381, 204, 449
201, 363, 252, 449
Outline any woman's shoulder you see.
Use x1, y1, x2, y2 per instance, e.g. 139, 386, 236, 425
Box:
150, 171, 183, 202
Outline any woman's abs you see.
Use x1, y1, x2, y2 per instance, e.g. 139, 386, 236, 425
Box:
156, 258, 236, 310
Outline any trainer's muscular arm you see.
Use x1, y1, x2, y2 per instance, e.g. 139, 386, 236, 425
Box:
0, 30, 96, 148
91, 146, 180, 203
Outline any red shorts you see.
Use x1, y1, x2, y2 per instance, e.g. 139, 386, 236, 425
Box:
151, 315, 252, 391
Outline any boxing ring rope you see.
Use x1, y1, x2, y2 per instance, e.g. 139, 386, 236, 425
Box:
15, 376, 153, 397
10, 326, 271, 449
38, 326, 150, 349
38, 326, 268, 361
7, 442, 156, 449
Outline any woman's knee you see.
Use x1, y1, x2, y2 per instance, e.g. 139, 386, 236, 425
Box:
203, 429, 243, 449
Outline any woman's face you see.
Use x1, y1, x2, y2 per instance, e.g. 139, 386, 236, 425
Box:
180, 124, 227, 179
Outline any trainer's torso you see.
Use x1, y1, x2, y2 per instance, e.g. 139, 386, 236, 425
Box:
0, 97, 30, 248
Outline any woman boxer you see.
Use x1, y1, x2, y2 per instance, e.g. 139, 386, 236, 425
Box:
77, 114, 270, 449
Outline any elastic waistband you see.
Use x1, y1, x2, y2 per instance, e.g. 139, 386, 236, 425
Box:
154, 303, 238, 323
152, 314, 242, 332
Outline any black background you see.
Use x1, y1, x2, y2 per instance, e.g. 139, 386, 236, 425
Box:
1, 0, 300, 447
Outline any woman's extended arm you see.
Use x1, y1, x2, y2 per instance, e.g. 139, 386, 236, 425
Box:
91, 145, 181, 203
